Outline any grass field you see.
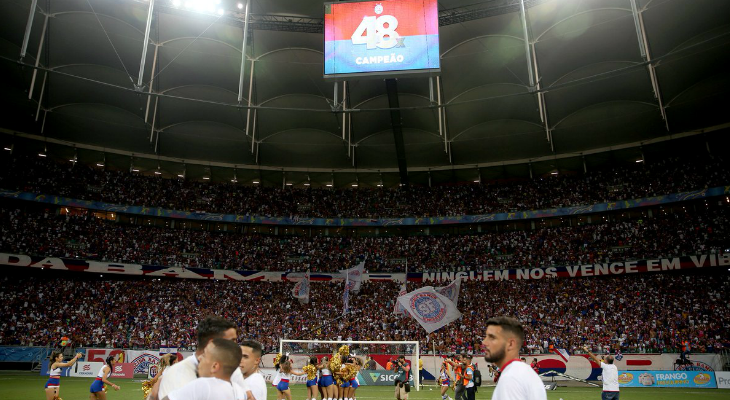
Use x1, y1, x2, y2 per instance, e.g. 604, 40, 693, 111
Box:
1, 371, 728, 400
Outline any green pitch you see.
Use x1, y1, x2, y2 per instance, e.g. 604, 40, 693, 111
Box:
1, 372, 727, 400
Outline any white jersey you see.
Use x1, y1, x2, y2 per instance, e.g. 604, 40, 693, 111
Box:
244, 372, 267, 400
600, 362, 619, 392
492, 360, 546, 400
97, 365, 109, 378
49, 365, 62, 376
321, 368, 332, 377
167, 377, 242, 400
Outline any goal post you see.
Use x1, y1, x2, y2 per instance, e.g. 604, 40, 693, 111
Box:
280, 339, 421, 391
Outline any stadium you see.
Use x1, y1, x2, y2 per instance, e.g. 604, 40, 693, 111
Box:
0, 0, 729, 399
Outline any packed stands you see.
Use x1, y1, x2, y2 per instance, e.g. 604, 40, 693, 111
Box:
0, 269, 727, 356
1, 154, 728, 218
1, 201, 728, 272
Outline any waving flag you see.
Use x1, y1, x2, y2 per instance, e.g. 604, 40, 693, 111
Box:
343, 274, 351, 315
397, 286, 461, 333
340, 260, 365, 293
435, 279, 461, 305
292, 270, 310, 304
394, 282, 408, 316
551, 347, 570, 362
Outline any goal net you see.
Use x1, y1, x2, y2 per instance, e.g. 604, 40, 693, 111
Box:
280, 339, 421, 391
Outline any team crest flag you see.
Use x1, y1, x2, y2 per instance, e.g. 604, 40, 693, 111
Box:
397, 286, 461, 333
292, 270, 310, 304
435, 279, 461, 305
340, 260, 365, 293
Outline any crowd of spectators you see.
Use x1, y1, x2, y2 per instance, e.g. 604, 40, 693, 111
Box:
1, 153, 728, 218
1, 201, 728, 272
1, 270, 727, 356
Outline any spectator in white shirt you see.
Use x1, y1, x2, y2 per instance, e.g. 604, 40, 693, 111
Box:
482, 316, 546, 400
163, 338, 245, 400
584, 346, 619, 400
157, 316, 243, 400
239, 340, 267, 400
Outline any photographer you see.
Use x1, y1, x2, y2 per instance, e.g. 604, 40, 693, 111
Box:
393, 355, 411, 400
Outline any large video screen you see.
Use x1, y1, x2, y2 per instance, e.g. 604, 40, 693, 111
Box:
324, 0, 440, 79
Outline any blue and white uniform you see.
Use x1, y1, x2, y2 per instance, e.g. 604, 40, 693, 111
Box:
349, 374, 359, 389
339, 366, 350, 388
272, 370, 281, 388
306, 368, 318, 387
319, 367, 334, 387
45, 365, 62, 388
440, 364, 451, 387
89, 365, 108, 393
276, 371, 291, 391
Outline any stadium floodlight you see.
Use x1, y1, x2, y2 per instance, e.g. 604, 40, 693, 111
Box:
636, 159, 644, 163
3, 147, 10, 151
237, 3, 243, 9
178, 0, 222, 15
38, 153, 46, 157
154, 171, 162, 175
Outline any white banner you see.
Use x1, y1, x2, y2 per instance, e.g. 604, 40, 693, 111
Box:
717, 371, 730, 389
126, 350, 160, 374
397, 286, 461, 333
259, 368, 308, 383
434, 279, 461, 305
71, 361, 104, 377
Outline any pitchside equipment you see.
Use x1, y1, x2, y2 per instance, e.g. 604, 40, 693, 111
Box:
280, 339, 421, 391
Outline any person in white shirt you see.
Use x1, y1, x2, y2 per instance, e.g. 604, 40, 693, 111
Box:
239, 340, 267, 400
482, 316, 546, 400
155, 316, 248, 400
583, 346, 619, 400
163, 338, 245, 400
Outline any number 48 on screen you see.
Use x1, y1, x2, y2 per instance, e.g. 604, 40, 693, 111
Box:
351, 15, 400, 49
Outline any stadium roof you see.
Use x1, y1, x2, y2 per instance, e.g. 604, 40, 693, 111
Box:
1, 0, 729, 186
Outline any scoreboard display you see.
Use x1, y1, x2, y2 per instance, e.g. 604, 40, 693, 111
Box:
324, 0, 440, 78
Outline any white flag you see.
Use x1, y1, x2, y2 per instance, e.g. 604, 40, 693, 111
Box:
435, 279, 461, 305
397, 286, 462, 334
340, 260, 365, 293
393, 282, 408, 316
292, 271, 310, 304
343, 273, 353, 315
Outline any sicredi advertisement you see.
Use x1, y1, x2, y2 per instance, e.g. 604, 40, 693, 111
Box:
324, 0, 439, 77
618, 371, 717, 389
